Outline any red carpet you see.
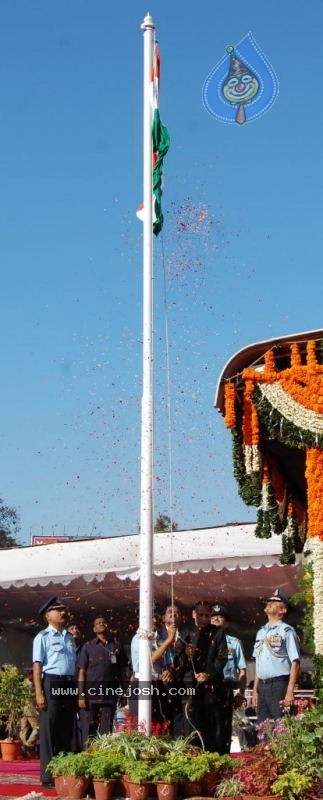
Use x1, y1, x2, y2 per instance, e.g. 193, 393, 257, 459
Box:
0, 783, 56, 797
0, 761, 40, 777
0, 760, 57, 797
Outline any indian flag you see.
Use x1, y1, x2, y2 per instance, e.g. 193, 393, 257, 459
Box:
137, 43, 170, 235
152, 43, 170, 235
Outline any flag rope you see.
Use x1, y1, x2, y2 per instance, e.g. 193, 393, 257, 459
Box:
160, 232, 175, 609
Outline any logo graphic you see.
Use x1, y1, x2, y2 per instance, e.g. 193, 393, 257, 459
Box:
203, 32, 279, 125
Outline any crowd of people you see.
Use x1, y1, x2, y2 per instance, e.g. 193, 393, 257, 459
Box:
31, 588, 303, 787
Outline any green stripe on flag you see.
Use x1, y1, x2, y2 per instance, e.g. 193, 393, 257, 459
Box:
152, 108, 170, 236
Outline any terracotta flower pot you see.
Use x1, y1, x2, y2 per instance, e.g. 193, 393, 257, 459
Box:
127, 779, 152, 800
155, 781, 179, 800
54, 775, 70, 795
93, 778, 117, 800
66, 775, 91, 799
182, 781, 203, 798
202, 771, 220, 795
0, 739, 22, 761
116, 775, 129, 797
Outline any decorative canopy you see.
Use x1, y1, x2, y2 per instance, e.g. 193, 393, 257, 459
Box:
215, 331, 323, 565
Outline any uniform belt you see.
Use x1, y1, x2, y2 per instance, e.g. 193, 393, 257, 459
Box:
43, 673, 74, 680
259, 675, 289, 684
134, 673, 159, 680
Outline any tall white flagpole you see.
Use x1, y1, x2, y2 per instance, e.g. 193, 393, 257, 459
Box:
138, 12, 155, 735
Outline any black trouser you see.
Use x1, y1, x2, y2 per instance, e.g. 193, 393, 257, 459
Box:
79, 703, 116, 748
221, 682, 234, 754
161, 684, 183, 736
175, 696, 226, 754
40, 675, 76, 784
257, 675, 290, 722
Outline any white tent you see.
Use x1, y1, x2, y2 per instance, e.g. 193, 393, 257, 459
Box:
0, 523, 301, 631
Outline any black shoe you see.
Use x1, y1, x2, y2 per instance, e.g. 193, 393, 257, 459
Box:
42, 780, 55, 788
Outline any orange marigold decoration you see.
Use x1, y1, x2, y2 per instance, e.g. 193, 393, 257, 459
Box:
290, 343, 302, 367
224, 382, 236, 429
307, 339, 318, 368
264, 349, 276, 375
277, 365, 323, 413
306, 448, 323, 540
242, 380, 259, 444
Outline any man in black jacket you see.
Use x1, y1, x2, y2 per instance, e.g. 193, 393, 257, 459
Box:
172, 600, 228, 752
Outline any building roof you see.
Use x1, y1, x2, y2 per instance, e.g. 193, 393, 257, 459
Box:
215, 329, 323, 413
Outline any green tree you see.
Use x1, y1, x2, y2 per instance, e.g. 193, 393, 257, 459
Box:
154, 513, 178, 533
0, 499, 20, 548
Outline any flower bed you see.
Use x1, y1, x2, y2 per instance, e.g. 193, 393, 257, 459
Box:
46, 705, 323, 800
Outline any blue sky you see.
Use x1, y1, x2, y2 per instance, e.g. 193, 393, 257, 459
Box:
0, 1, 322, 544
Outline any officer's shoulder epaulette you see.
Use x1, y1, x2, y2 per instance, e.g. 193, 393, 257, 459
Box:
280, 621, 294, 632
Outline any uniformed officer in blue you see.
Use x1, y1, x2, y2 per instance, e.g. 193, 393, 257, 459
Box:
252, 588, 300, 722
211, 604, 247, 753
33, 596, 77, 787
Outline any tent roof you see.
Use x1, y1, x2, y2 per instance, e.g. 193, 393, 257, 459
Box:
0, 525, 301, 632
0, 523, 295, 588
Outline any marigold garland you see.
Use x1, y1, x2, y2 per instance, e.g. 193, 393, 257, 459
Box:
306, 449, 323, 540
227, 340, 323, 551
223, 339, 323, 676
278, 366, 323, 414
264, 349, 276, 374
224, 382, 236, 429
290, 343, 302, 367
307, 339, 318, 368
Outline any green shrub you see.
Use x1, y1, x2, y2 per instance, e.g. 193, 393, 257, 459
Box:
0, 665, 30, 739
47, 752, 93, 777
88, 751, 125, 781
125, 759, 156, 784
271, 768, 313, 799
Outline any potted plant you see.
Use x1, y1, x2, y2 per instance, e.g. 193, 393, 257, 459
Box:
151, 756, 185, 800
214, 775, 246, 798
200, 752, 233, 796
90, 751, 125, 800
47, 751, 93, 799
125, 758, 156, 800
0, 664, 30, 760
234, 741, 282, 797
46, 751, 71, 796
271, 769, 313, 799
167, 752, 209, 798
264, 705, 323, 783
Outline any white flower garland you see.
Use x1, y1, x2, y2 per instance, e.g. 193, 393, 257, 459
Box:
311, 536, 323, 654
259, 383, 323, 435
244, 444, 261, 474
